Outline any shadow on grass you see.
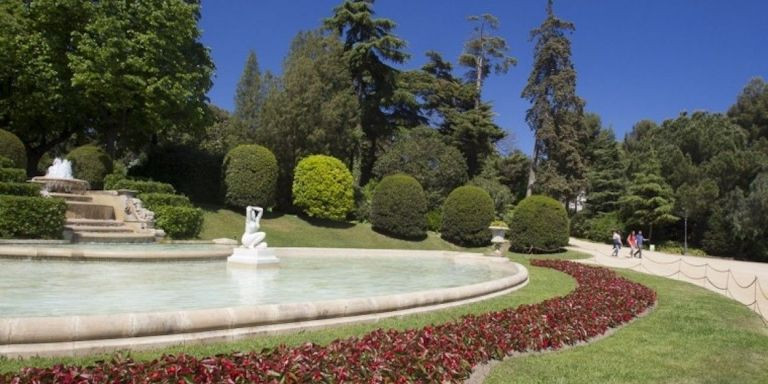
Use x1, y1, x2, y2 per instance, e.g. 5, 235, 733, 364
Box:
296, 214, 355, 229
370, 226, 428, 242
198, 204, 285, 220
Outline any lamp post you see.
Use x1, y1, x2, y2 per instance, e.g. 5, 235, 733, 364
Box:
683, 208, 688, 256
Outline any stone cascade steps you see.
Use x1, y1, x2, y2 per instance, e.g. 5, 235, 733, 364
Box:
48, 193, 92, 202
65, 201, 116, 221
51, 192, 157, 243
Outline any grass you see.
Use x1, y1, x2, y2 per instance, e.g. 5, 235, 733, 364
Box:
199, 206, 482, 251
485, 269, 768, 384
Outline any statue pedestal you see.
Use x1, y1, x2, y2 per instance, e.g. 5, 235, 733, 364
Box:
227, 247, 280, 267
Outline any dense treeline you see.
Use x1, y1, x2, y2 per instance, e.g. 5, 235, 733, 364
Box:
1, 0, 766, 259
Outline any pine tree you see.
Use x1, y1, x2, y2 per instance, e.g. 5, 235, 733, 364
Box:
324, 0, 409, 185
584, 118, 625, 216
458, 14, 516, 108
521, 0, 587, 203
619, 153, 678, 240
233, 51, 264, 140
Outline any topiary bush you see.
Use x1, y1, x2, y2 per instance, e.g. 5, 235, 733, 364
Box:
370, 174, 428, 239
292, 155, 354, 221
0, 182, 40, 196
0, 156, 14, 168
441, 185, 495, 246
222, 145, 278, 209
111, 179, 175, 194
154, 206, 204, 239
138, 193, 192, 211
0, 168, 27, 183
0, 195, 66, 238
0, 129, 26, 170
66, 145, 112, 189
507, 195, 569, 253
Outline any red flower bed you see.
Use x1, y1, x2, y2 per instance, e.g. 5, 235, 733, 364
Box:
1, 260, 655, 383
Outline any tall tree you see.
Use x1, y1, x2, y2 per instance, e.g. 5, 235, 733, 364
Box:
0, 0, 92, 175
324, 0, 409, 185
458, 13, 517, 108
258, 30, 360, 208
619, 153, 678, 240
521, 0, 586, 203
583, 115, 624, 215
69, 0, 213, 158
233, 51, 264, 141
728, 77, 768, 142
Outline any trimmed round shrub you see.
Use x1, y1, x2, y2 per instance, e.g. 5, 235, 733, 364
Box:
66, 145, 112, 189
222, 145, 278, 209
0, 129, 26, 170
441, 185, 495, 246
370, 174, 427, 238
154, 206, 204, 239
507, 195, 569, 253
138, 193, 192, 211
0, 195, 66, 239
0, 156, 14, 168
292, 155, 354, 221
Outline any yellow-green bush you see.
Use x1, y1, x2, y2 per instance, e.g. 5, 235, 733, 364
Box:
154, 206, 203, 239
507, 195, 569, 253
67, 145, 112, 189
222, 145, 278, 208
292, 155, 354, 221
441, 186, 494, 246
137, 193, 191, 211
370, 174, 427, 238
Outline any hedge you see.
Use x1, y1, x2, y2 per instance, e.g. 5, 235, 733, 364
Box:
292, 155, 354, 221
507, 195, 570, 253
0, 182, 40, 196
370, 174, 427, 238
66, 145, 112, 189
138, 193, 192, 211
111, 179, 176, 194
0, 195, 66, 239
0, 156, 14, 168
0, 168, 27, 183
0, 129, 26, 170
222, 145, 278, 208
441, 185, 495, 246
154, 206, 204, 239
103, 173, 126, 190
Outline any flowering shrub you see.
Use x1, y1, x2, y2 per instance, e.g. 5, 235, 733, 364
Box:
1, 261, 655, 383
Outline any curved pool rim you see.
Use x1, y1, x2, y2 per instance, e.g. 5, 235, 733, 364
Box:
0, 242, 234, 261
0, 247, 529, 358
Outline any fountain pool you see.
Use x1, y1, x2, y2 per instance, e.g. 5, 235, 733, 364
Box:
0, 247, 528, 357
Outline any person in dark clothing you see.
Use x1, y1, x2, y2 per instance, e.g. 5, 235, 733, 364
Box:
634, 231, 644, 258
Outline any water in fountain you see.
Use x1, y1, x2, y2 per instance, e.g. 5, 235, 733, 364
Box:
46, 158, 74, 179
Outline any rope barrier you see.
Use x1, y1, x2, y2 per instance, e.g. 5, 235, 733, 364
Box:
581, 245, 768, 326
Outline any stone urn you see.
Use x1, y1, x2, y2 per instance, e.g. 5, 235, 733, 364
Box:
489, 222, 510, 257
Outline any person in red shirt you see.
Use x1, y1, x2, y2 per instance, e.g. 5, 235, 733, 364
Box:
626, 230, 637, 258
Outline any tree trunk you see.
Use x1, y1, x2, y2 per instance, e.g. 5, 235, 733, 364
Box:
358, 137, 377, 187
474, 55, 483, 109
526, 139, 540, 197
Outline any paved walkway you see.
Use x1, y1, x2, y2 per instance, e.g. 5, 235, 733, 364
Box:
567, 238, 768, 324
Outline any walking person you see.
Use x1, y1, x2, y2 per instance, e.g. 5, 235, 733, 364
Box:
626, 230, 636, 258
634, 230, 644, 258
611, 230, 622, 257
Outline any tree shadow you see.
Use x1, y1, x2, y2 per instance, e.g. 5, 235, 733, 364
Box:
296, 214, 356, 229
370, 226, 428, 242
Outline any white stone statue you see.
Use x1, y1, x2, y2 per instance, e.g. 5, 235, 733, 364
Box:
241, 206, 267, 249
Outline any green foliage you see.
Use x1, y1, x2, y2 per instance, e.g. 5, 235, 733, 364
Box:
522, 1, 587, 201
583, 116, 625, 215
0, 182, 40, 197
496, 151, 531, 203
233, 51, 265, 141
507, 195, 570, 253
222, 144, 278, 209
0, 156, 14, 168
103, 173, 127, 190
570, 211, 623, 244
728, 77, 768, 141
0, 129, 26, 170
0, 195, 66, 239
441, 185, 494, 246
619, 156, 678, 239
258, 30, 359, 208
292, 155, 354, 221
111, 179, 175, 194
353, 181, 377, 223
138, 193, 191, 211
426, 209, 442, 232
154, 206, 203, 239
0, 168, 26, 183
471, 160, 515, 217
458, 13, 516, 104
370, 174, 428, 239
373, 128, 467, 209
66, 145, 112, 189
130, 144, 223, 204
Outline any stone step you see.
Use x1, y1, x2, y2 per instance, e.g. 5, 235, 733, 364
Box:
66, 219, 125, 227
72, 232, 156, 243
65, 201, 115, 220
64, 225, 133, 233
48, 193, 92, 202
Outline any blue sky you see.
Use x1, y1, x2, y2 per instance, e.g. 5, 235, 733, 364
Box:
199, 0, 768, 155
